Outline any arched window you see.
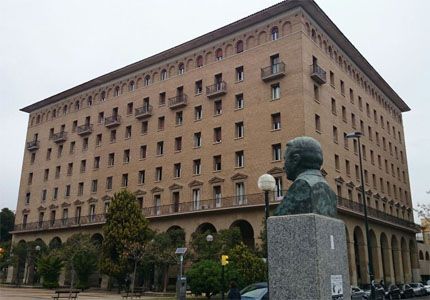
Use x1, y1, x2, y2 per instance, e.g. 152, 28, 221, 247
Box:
196, 55, 203, 67
215, 48, 223, 60
236, 40, 244, 53
419, 250, 424, 260
52, 109, 56, 118
160, 69, 168, 80
63, 105, 67, 114
271, 26, 279, 40
36, 115, 41, 124
311, 29, 316, 41
87, 96, 92, 107
75, 100, 80, 110
114, 86, 120, 97
101, 91, 106, 101
426, 252, 430, 261
30, 117, 34, 126
144, 75, 151, 86
178, 63, 185, 75
328, 46, 333, 58
129, 81, 135, 91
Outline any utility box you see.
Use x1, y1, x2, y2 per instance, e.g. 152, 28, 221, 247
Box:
176, 276, 187, 300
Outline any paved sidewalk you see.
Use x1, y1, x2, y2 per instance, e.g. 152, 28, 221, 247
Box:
0, 287, 175, 300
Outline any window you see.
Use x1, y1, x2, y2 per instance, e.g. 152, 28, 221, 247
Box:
272, 113, 281, 130
122, 174, 128, 187
193, 159, 201, 175
332, 126, 338, 143
194, 132, 202, 148
331, 98, 336, 115
144, 75, 151, 86
30, 153, 36, 164
80, 159, 87, 172
175, 137, 182, 152
192, 188, 201, 210
129, 81, 135, 91
25, 193, 31, 204
368, 126, 373, 140
110, 130, 117, 143
366, 103, 370, 117
342, 106, 347, 122
274, 177, 283, 199
345, 160, 351, 176
272, 144, 282, 161
215, 48, 223, 60
141, 121, 148, 134
98, 112, 104, 124
349, 88, 354, 103
46, 148, 52, 160
214, 127, 222, 143
108, 153, 115, 166
236, 66, 244, 82
159, 92, 166, 106
334, 154, 340, 171
67, 163, 73, 175
123, 149, 130, 163
214, 155, 222, 171
214, 186, 222, 207
194, 106, 202, 120
77, 182, 84, 196
106, 177, 113, 190
214, 100, 222, 115
138, 170, 145, 185
195, 80, 203, 94
313, 84, 319, 101
72, 121, 77, 132
156, 142, 164, 156
235, 182, 245, 204
55, 166, 61, 178
175, 111, 183, 125
235, 122, 244, 138
235, 151, 244, 168
95, 134, 102, 147
140, 145, 147, 159
127, 102, 133, 115
340, 80, 345, 95
94, 156, 100, 169
355, 165, 360, 181
330, 71, 335, 86
114, 86, 120, 97
196, 56, 203, 67
44, 168, 49, 181
174, 163, 181, 178
315, 114, 321, 132
91, 180, 98, 193
271, 26, 279, 40
235, 93, 244, 109
236, 40, 244, 53
82, 137, 88, 151
343, 133, 349, 149
158, 116, 165, 131
271, 83, 280, 100
178, 63, 185, 75
155, 167, 163, 181
65, 185, 71, 197
351, 113, 356, 129
41, 189, 47, 201
160, 69, 167, 80
28, 172, 33, 185
57, 144, 63, 157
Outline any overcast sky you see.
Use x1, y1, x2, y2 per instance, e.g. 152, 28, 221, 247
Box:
0, 0, 429, 218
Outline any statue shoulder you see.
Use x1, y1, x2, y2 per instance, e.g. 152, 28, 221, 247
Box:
287, 179, 312, 200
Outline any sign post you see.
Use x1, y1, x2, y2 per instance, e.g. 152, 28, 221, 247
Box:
221, 255, 229, 300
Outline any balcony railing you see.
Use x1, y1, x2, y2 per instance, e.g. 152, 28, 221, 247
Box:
261, 62, 286, 81
310, 63, 327, 84
12, 193, 420, 233
104, 115, 121, 128
168, 94, 188, 109
77, 124, 93, 136
206, 81, 227, 98
26, 140, 40, 151
51, 131, 67, 143
135, 105, 153, 119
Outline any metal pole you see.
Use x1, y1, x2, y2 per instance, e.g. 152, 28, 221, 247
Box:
264, 191, 270, 299
357, 137, 374, 298
221, 265, 225, 300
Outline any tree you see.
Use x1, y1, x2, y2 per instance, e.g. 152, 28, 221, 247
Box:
146, 228, 185, 292
0, 208, 15, 242
190, 228, 241, 261
100, 190, 152, 290
36, 253, 63, 288
62, 234, 98, 289
186, 259, 222, 299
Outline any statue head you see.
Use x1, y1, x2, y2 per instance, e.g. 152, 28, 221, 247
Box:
284, 136, 323, 180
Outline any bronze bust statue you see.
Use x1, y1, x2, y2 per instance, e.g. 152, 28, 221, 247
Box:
274, 136, 337, 217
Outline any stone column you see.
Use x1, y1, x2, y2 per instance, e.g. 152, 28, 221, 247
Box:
385, 246, 395, 285
347, 237, 357, 286
372, 244, 384, 282
6, 266, 14, 283
402, 250, 412, 283
268, 214, 350, 300
58, 267, 66, 286
392, 247, 404, 284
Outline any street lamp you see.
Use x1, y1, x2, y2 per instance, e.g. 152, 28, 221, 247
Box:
346, 131, 375, 297
258, 173, 276, 299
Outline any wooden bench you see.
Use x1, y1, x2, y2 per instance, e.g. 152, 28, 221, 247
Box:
121, 287, 144, 299
52, 289, 80, 299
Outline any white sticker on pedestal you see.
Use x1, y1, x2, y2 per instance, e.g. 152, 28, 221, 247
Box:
331, 275, 343, 299
330, 235, 335, 249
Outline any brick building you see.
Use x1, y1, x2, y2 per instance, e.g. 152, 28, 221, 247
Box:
8, 0, 421, 287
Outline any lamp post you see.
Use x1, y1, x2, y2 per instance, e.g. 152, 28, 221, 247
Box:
346, 131, 374, 298
258, 173, 276, 299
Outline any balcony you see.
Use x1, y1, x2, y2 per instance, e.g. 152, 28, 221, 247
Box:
77, 124, 93, 136
310, 63, 327, 84
261, 62, 286, 81
168, 94, 188, 109
135, 105, 153, 119
104, 115, 121, 128
51, 131, 67, 143
13, 214, 105, 232
26, 140, 39, 151
206, 81, 227, 98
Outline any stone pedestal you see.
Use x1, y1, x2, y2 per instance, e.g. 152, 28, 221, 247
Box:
268, 214, 350, 300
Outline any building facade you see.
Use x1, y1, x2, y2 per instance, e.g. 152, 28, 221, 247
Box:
418, 219, 430, 282
9, 0, 420, 287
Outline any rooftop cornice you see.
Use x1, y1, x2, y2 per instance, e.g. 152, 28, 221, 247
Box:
20, 0, 409, 113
